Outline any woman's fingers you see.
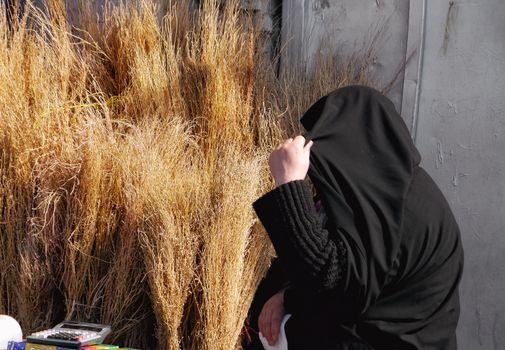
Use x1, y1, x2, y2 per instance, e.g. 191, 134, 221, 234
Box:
280, 135, 311, 149
265, 306, 273, 344
258, 291, 286, 345
260, 302, 278, 345
258, 303, 271, 343
280, 138, 293, 147
269, 135, 313, 187
293, 135, 305, 146
263, 303, 282, 345
290, 135, 313, 151
270, 311, 282, 344
277, 138, 292, 150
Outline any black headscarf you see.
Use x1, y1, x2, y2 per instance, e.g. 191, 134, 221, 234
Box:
300, 85, 421, 316
248, 85, 462, 349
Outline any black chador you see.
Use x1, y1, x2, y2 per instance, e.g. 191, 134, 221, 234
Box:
246, 86, 464, 350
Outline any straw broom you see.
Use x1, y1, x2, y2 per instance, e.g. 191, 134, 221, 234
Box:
0, 0, 375, 348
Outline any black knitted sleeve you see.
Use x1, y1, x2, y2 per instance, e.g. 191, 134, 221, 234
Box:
252, 180, 347, 296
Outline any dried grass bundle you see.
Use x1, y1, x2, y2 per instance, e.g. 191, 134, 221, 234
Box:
0, 0, 373, 348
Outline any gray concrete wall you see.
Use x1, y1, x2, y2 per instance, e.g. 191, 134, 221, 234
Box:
280, 0, 410, 112
415, 1, 505, 349
280, 1, 505, 349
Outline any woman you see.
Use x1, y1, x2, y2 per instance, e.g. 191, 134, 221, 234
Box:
244, 86, 464, 350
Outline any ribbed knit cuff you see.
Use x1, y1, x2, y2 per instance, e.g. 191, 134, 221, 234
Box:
252, 179, 319, 256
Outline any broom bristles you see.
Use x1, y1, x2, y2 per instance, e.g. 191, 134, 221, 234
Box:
0, 0, 373, 348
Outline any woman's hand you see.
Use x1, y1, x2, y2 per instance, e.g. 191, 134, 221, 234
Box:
258, 290, 286, 346
269, 135, 314, 187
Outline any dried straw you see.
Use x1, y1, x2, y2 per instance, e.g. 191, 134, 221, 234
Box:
0, 0, 373, 348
